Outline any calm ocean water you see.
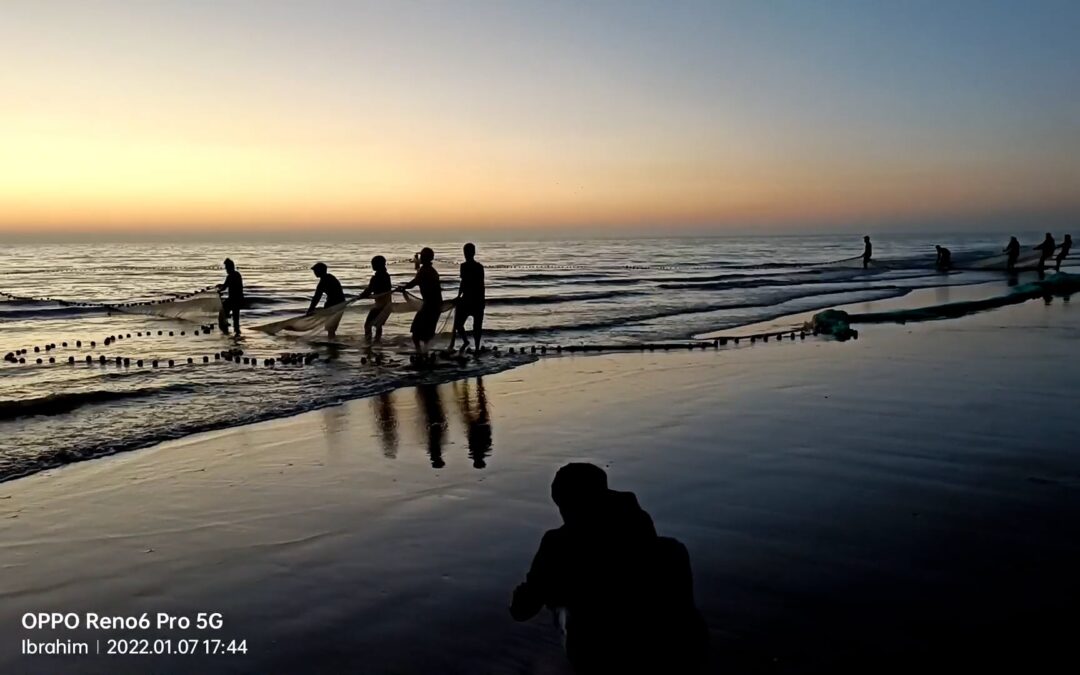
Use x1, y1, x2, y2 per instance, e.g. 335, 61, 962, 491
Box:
0, 233, 1054, 480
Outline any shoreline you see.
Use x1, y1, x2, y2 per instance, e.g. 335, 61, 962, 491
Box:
2, 268, 1069, 484
3, 296, 1079, 672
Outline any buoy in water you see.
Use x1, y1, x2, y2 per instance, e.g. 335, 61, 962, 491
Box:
168, 359, 175, 367
68, 356, 75, 364
187, 357, 193, 364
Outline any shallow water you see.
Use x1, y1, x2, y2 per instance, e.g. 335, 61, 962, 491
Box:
0, 233, 1067, 480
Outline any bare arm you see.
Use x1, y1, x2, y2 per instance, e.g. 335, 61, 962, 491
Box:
307, 281, 324, 315
509, 532, 557, 621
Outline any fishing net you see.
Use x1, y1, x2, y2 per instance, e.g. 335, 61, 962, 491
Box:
809, 272, 1080, 337
113, 289, 224, 321
253, 291, 456, 336
1, 286, 223, 323
962, 250, 1045, 271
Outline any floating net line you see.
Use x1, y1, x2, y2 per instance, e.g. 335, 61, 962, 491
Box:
0, 261, 697, 275
253, 291, 456, 336
808, 271, 1080, 339
0, 286, 223, 322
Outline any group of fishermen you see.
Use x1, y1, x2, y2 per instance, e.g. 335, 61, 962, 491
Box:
215, 243, 486, 354
859, 233, 1072, 272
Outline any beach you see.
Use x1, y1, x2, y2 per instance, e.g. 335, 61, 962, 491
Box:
2, 290, 1078, 674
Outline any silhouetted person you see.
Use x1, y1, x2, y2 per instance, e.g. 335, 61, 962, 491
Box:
861, 235, 873, 269
307, 262, 347, 339
400, 247, 443, 354
456, 378, 492, 468
357, 255, 393, 341
935, 245, 952, 271
1003, 236, 1021, 271
450, 243, 486, 352
1034, 233, 1056, 270
510, 463, 708, 674
216, 258, 243, 336
415, 384, 446, 468
1056, 234, 1072, 272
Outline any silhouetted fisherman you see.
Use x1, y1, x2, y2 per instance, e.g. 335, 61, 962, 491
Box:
861, 235, 873, 268
1003, 236, 1021, 271
1034, 233, 1056, 269
450, 242, 486, 352
400, 247, 443, 354
307, 262, 346, 339
216, 258, 243, 336
1056, 234, 1072, 272
935, 245, 952, 271
510, 463, 708, 674
357, 255, 393, 342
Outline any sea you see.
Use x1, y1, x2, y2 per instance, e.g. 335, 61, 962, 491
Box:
0, 232, 1063, 481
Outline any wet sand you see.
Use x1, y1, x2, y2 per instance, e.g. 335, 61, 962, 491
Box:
2, 295, 1079, 673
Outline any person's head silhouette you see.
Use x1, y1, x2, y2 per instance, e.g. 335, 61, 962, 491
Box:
312, 262, 329, 278
224, 258, 235, 272
419, 247, 435, 265
551, 463, 608, 525
463, 243, 476, 261
371, 255, 386, 271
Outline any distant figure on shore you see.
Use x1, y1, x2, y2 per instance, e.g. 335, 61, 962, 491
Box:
1003, 236, 1021, 272
357, 255, 393, 342
216, 258, 244, 336
510, 463, 708, 674
1056, 234, 1072, 272
1034, 233, 1056, 269
935, 245, 952, 271
450, 243, 486, 352
401, 248, 443, 354
307, 262, 346, 339
861, 235, 873, 269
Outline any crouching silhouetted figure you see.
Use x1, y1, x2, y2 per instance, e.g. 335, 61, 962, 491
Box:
510, 463, 708, 674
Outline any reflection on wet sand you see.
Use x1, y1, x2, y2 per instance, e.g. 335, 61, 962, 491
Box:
372, 392, 399, 458
416, 384, 447, 468
369, 378, 494, 470
454, 378, 493, 469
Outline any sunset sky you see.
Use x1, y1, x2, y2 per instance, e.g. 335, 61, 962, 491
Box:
1, 0, 1078, 236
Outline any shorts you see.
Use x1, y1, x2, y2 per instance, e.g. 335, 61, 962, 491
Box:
411, 303, 443, 341
454, 301, 485, 327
